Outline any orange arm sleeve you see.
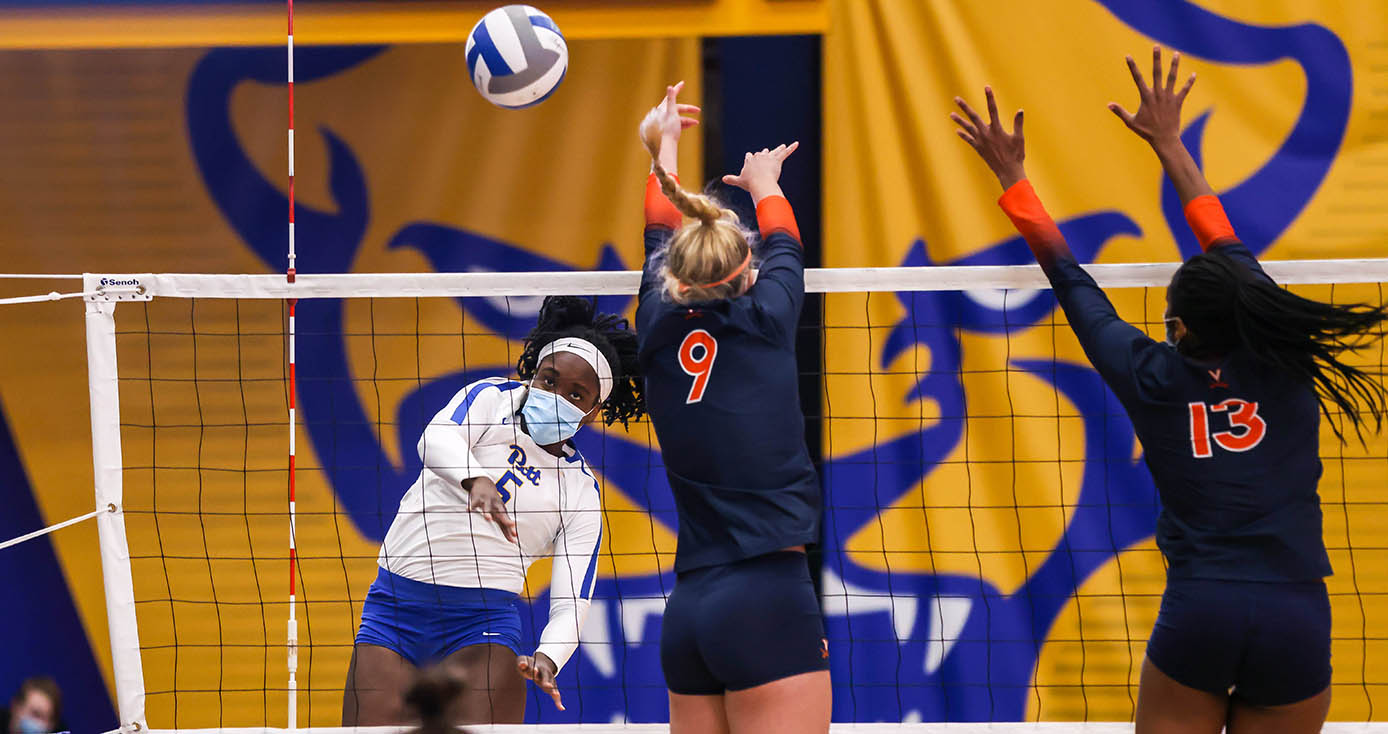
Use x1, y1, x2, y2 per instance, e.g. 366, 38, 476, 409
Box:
1183, 195, 1238, 251
645, 173, 682, 230
755, 195, 801, 242
997, 179, 1069, 267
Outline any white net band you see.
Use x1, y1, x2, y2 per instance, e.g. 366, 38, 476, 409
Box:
80, 258, 1388, 301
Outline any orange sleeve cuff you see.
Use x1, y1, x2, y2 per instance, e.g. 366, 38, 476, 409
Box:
645, 172, 682, 230
755, 195, 801, 242
1184, 195, 1238, 251
997, 179, 1061, 243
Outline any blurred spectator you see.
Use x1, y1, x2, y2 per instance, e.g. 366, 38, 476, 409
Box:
2, 677, 62, 734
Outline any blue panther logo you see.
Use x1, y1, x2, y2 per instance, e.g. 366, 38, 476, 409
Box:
186, 1, 1348, 721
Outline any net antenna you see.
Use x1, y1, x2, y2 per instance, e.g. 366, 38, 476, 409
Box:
285, 0, 301, 727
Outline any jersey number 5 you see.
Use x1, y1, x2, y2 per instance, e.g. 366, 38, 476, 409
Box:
1188, 399, 1266, 458
679, 330, 718, 404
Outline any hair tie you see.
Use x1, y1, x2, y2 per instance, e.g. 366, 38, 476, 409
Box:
678, 251, 752, 293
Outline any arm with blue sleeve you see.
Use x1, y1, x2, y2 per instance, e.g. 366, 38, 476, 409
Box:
747, 195, 805, 341
998, 180, 1161, 400
534, 482, 603, 672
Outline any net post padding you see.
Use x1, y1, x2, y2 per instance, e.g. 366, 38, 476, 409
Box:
86, 298, 149, 733
81, 258, 1388, 300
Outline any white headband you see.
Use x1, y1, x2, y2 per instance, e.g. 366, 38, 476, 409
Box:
537, 336, 614, 403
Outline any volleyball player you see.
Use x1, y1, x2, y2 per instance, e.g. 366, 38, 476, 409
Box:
951, 48, 1388, 734
635, 83, 829, 734
342, 296, 645, 725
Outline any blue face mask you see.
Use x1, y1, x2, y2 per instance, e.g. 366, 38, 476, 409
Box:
522, 385, 591, 446
17, 716, 49, 734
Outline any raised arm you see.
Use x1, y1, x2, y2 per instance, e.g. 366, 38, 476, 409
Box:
952, 88, 1165, 401
1109, 47, 1264, 276
636, 83, 700, 305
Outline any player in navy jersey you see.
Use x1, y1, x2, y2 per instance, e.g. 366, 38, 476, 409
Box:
342, 296, 645, 725
635, 83, 829, 733
951, 48, 1388, 733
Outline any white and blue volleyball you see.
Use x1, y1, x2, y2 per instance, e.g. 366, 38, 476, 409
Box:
466, 5, 568, 109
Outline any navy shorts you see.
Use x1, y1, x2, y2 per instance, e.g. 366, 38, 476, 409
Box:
354, 568, 522, 666
1146, 577, 1331, 706
661, 551, 829, 695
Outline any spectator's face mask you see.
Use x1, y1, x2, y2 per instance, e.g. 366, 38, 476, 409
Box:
17, 715, 50, 734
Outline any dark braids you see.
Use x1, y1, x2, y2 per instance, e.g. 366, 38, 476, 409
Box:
1169, 249, 1388, 441
517, 295, 646, 428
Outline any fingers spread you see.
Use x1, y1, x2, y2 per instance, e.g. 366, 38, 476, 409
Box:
1107, 102, 1137, 127
955, 96, 986, 130
1177, 72, 1197, 101
1166, 52, 1181, 93
984, 86, 1000, 127
948, 112, 978, 137
955, 128, 977, 146
1125, 55, 1149, 95
1152, 46, 1163, 91
1012, 109, 1024, 138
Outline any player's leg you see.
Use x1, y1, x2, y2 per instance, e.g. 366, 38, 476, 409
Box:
442, 642, 528, 723
342, 643, 418, 724
1134, 656, 1228, 734
1225, 580, 1332, 734
663, 567, 729, 734
725, 669, 830, 734
704, 551, 831, 734
1227, 686, 1330, 734
669, 692, 731, 734
1136, 577, 1245, 734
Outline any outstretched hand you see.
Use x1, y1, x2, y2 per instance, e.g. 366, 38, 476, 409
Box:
517, 653, 564, 711
950, 86, 1026, 190
721, 142, 798, 204
1109, 46, 1196, 146
639, 81, 701, 147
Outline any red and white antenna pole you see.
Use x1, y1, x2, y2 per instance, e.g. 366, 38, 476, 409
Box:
286, 0, 299, 728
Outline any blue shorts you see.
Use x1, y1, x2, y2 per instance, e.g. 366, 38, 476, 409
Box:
354, 568, 522, 666
1146, 577, 1331, 706
661, 551, 829, 695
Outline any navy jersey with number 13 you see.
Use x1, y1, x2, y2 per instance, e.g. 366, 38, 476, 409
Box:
636, 177, 820, 574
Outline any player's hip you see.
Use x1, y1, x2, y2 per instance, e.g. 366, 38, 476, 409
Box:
661, 551, 828, 694
1146, 576, 1330, 706
354, 567, 523, 666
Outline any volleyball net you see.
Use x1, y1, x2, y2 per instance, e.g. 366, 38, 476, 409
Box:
66, 262, 1388, 732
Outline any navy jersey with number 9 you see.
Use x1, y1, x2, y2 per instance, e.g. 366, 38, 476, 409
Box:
635, 178, 821, 574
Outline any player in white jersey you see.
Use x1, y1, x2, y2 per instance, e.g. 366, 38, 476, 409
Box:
343, 296, 646, 725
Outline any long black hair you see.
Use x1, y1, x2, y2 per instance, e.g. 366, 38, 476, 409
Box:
1169, 249, 1388, 440
404, 667, 464, 734
517, 295, 646, 427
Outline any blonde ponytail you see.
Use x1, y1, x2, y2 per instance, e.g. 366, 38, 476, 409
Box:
641, 120, 754, 304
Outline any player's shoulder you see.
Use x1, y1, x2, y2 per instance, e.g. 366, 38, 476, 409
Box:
449, 376, 525, 417
560, 449, 602, 502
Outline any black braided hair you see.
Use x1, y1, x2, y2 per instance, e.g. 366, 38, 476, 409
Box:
517, 295, 646, 428
404, 667, 464, 734
1169, 249, 1388, 442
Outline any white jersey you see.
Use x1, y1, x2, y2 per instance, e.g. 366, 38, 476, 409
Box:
379, 377, 602, 672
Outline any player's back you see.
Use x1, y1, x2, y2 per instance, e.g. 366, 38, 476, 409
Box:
1125, 342, 1329, 583
637, 230, 820, 573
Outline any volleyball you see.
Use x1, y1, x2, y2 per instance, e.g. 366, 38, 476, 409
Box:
465, 5, 568, 109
